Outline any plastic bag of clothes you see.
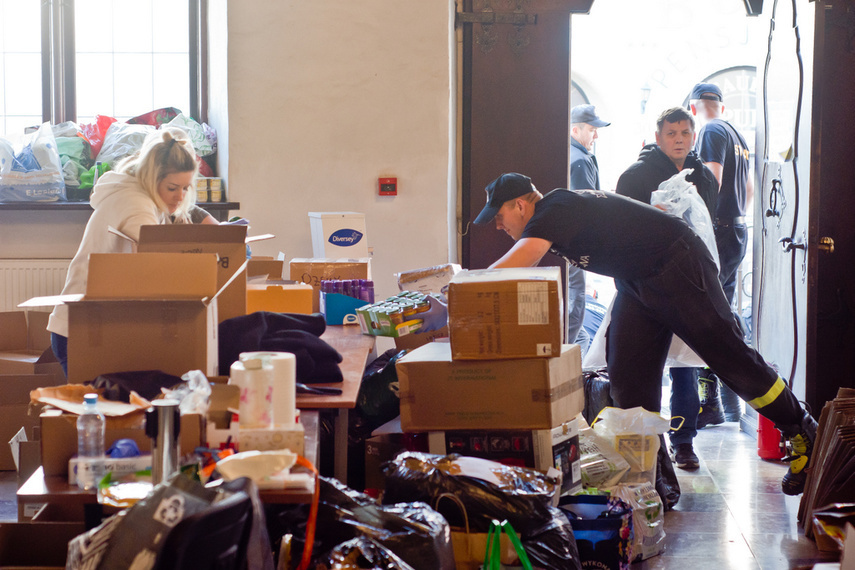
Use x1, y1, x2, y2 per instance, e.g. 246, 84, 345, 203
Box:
79, 114, 117, 157
96, 122, 156, 168
318, 536, 416, 570
269, 477, 455, 570
382, 452, 581, 569
166, 113, 215, 156
0, 122, 66, 201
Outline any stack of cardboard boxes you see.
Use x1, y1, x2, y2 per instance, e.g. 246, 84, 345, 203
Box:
394, 267, 585, 496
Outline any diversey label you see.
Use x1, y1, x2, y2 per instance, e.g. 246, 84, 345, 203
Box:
328, 229, 364, 247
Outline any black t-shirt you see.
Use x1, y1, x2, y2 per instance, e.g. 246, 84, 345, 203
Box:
696, 119, 750, 220
521, 189, 691, 280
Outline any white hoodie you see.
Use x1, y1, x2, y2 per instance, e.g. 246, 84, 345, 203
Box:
48, 171, 170, 337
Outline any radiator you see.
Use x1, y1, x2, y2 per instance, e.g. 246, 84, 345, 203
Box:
0, 260, 70, 312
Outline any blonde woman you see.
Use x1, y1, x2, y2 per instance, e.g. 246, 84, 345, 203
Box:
49, 127, 199, 374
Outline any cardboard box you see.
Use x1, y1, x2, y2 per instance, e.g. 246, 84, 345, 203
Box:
393, 327, 449, 352
308, 212, 369, 258
289, 258, 371, 312
40, 407, 203, 477
448, 267, 563, 360
247, 282, 313, 314
0, 522, 87, 568
248, 258, 285, 280
427, 416, 582, 496
396, 263, 461, 297
1, 374, 65, 471
397, 342, 583, 432
0, 311, 65, 379
21, 252, 227, 383
137, 224, 252, 323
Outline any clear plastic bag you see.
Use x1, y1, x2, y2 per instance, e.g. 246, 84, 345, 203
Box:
650, 168, 720, 271
0, 122, 66, 202
96, 122, 156, 167
591, 407, 670, 489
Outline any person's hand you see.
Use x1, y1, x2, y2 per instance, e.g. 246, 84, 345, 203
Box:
416, 295, 448, 333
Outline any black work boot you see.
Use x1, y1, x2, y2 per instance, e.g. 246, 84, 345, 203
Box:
697, 372, 725, 429
672, 442, 700, 470
781, 411, 818, 496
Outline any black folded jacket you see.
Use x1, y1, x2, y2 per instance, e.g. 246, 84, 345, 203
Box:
218, 311, 343, 383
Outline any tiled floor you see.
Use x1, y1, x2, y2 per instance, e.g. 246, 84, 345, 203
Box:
0, 424, 841, 569
642, 422, 839, 569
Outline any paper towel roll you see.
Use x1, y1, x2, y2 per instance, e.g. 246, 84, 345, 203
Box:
230, 357, 274, 429
240, 351, 297, 427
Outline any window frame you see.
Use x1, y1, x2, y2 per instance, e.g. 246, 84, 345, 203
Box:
39, 0, 206, 125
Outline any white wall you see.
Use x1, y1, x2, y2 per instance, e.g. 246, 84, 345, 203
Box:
221, 1, 455, 301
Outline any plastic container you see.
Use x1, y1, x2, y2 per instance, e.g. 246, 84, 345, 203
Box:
76, 393, 105, 490
757, 414, 785, 459
230, 357, 274, 429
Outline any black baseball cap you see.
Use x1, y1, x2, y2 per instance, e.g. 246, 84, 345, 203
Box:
690, 82, 723, 102
473, 173, 533, 224
570, 104, 610, 127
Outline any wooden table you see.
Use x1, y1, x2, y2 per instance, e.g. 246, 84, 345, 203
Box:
18, 411, 322, 523
296, 324, 377, 483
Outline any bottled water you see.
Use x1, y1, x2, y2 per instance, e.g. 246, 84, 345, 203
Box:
76, 393, 105, 490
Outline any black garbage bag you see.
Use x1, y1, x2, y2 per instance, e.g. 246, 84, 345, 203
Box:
381, 452, 556, 536
521, 505, 582, 570
357, 349, 406, 432
318, 537, 416, 570
269, 477, 454, 570
90, 370, 183, 402
656, 434, 680, 511
583, 368, 613, 425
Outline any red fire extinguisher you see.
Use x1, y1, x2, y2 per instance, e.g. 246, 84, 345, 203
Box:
757, 414, 785, 459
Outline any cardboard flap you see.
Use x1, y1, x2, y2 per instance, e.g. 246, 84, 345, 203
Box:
85, 252, 219, 299
210, 258, 249, 303
139, 223, 247, 245
0, 312, 27, 351
451, 266, 562, 284
18, 293, 83, 308
246, 233, 275, 244
26, 311, 51, 350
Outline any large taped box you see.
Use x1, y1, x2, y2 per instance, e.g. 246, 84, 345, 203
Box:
448, 267, 563, 360
137, 224, 255, 323
40, 407, 203, 477
397, 341, 583, 431
0, 374, 65, 471
289, 258, 371, 312
0, 311, 64, 379
427, 416, 582, 496
20, 252, 227, 384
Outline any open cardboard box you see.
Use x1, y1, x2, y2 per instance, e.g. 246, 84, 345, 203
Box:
136, 224, 273, 323
289, 258, 371, 313
0, 311, 65, 379
1, 374, 65, 471
20, 252, 240, 384
246, 281, 313, 315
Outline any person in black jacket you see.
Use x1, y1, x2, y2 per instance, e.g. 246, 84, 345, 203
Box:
615, 107, 719, 472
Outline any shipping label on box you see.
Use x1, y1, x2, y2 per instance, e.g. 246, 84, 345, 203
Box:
397, 342, 583, 431
289, 258, 371, 312
448, 267, 563, 360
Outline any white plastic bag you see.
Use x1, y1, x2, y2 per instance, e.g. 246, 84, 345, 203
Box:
96, 122, 155, 167
0, 122, 66, 201
581, 297, 706, 369
579, 426, 631, 489
166, 113, 214, 156
651, 168, 720, 271
591, 406, 670, 488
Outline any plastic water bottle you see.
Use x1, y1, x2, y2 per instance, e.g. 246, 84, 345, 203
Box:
76, 393, 105, 490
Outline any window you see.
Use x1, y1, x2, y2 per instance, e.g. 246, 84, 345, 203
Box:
0, 0, 200, 136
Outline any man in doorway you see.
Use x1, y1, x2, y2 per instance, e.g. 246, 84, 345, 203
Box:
568, 105, 610, 351
570, 104, 610, 191
689, 82, 755, 428
472, 172, 816, 496
615, 107, 718, 471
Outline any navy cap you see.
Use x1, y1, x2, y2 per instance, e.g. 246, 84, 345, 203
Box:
570, 105, 610, 127
474, 173, 533, 224
690, 82, 723, 102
